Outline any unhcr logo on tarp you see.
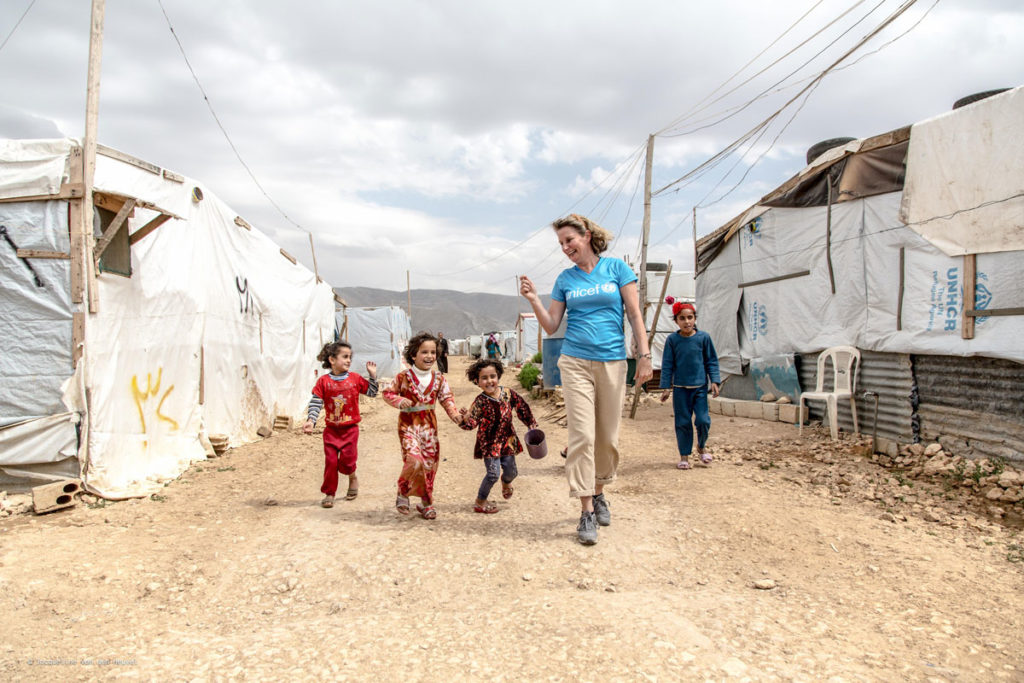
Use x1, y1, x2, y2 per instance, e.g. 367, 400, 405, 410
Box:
741, 217, 763, 248
748, 300, 769, 341
926, 267, 992, 332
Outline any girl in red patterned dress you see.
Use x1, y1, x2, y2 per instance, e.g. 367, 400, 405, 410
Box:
303, 341, 378, 508
459, 358, 538, 514
382, 332, 462, 519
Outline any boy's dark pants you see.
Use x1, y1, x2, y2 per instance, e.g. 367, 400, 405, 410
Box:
672, 386, 711, 456
477, 455, 517, 500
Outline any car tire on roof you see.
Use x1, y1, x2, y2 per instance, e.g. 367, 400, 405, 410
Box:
806, 137, 857, 165
952, 88, 1011, 110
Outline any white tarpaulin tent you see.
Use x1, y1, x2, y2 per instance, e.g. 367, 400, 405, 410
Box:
696, 88, 1024, 374
336, 306, 411, 378
514, 313, 539, 363
0, 139, 335, 497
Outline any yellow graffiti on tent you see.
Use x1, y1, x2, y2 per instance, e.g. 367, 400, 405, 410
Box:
131, 368, 180, 434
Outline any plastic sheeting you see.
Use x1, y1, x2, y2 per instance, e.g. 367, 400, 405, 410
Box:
1, 139, 336, 498
0, 412, 78, 466
900, 86, 1024, 256
514, 314, 539, 363
338, 306, 411, 378
697, 192, 1024, 369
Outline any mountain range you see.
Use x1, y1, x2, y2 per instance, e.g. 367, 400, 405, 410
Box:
334, 286, 551, 339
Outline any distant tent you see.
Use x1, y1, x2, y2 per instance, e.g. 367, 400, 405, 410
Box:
336, 306, 411, 378
0, 139, 335, 497
514, 313, 539, 363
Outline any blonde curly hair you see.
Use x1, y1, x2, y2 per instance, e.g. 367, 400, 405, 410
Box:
552, 213, 613, 255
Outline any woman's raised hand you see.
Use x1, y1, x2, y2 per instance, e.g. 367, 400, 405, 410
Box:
519, 275, 536, 300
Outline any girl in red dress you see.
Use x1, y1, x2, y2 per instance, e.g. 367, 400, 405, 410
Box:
382, 332, 462, 519
459, 359, 537, 514
303, 342, 378, 508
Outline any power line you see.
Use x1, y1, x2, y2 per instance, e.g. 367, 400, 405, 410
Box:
653, 0, 923, 199
0, 0, 37, 55
156, 0, 310, 235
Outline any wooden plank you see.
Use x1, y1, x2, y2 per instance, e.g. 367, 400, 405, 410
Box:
965, 307, 1024, 317
162, 169, 184, 183
0, 183, 85, 204
93, 197, 135, 262
68, 146, 86, 305
84, 0, 104, 315
737, 270, 811, 289
234, 216, 252, 230
16, 249, 71, 259
279, 248, 297, 265
72, 312, 85, 368
92, 191, 127, 214
128, 213, 171, 245
308, 233, 320, 280
825, 179, 836, 294
97, 143, 160, 175
962, 254, 976, 339
896, 247, 905, 331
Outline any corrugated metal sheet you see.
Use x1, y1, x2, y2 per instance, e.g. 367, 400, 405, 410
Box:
913, 354, 1024, 464
797, 349, 914, 443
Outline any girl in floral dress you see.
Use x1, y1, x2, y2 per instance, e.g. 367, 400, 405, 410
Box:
382, 332, 462, 519
459, 358, 537, 514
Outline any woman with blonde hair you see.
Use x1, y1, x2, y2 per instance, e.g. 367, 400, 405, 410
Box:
519, 214, 652, 545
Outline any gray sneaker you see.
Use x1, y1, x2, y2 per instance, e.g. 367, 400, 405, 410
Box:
592, 493, 610, 527
577, 511, 598, 545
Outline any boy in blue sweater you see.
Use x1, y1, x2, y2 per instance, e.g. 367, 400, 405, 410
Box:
659, 300, 721, 470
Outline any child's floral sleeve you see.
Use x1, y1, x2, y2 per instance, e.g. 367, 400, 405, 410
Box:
511, 391, 537, 428
437, 376, 462, 424
381, 375, 407, 409
459, 396, 484, 431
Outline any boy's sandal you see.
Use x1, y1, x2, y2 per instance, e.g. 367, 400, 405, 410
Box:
502, 484, 514, 500
345, 488, 359, 500
473, 502, 499, 514
416, 504, 437, 520
395, 495, 410, 515
321, 495, 335, 508
699, 451, 713, 465
560, 447, 568, 459
676, 459, 692, 470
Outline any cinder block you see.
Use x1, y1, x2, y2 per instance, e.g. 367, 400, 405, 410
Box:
762, 402, 779, 421
719, 399, 736, 417
32, 479, 81, 514
736, 401, 764, 420
778, 403, 799, 424
708, 397, 722, 415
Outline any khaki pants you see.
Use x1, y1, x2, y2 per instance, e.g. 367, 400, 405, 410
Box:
557, 354, 627, 497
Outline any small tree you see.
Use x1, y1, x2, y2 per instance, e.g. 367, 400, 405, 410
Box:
518, 362, 541, 390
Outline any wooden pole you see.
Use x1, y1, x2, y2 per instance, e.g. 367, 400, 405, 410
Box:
638, 134, 655, 309
82, 0, 105, 313
962, 254, 976, 339
630, 260, 672, 419
692, 207, 698, 274
825, 177, 837, 294
308, 233, 320, 281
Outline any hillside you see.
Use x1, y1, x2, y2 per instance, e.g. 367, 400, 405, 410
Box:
334, 286, 550, 338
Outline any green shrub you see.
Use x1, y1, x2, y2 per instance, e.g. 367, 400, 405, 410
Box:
518, 362, 541, 390
531, 351, 542, 364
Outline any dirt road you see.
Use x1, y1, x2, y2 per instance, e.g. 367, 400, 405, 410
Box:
2, 356, 1023, 681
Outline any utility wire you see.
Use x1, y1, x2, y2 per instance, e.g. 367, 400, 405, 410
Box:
0, 0, 37, 55
157, 0, 310, 235
653, 0, 922, 199
656, 0, 871, 137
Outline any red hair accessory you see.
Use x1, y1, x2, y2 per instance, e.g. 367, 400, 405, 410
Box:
665, 296, 675, 304
672, 301, 696, 317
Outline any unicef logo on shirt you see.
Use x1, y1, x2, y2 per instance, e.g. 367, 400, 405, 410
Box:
601, 283, 617, 294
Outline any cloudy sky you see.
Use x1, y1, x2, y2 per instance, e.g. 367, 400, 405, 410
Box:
1, 0, 1021, 294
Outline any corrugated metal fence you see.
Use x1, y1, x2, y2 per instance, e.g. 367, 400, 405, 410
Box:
796, 349, 914, 445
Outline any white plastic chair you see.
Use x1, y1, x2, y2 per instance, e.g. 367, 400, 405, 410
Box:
798, 346, 860, 441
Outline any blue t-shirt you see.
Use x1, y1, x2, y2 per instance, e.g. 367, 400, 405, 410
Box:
551, 257, 638, 362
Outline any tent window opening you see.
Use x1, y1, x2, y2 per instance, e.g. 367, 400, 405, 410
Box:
94, 206, 132, 278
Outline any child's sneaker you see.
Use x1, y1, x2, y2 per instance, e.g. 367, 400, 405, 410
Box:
592, 493, 611, 526
321, 495, 334, 508
577, 511, 598, 545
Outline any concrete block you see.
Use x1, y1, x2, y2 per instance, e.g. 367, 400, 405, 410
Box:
761, 402, 779, 421
777, 403, 799, 424
32, 479, 81, 514
708, 398, 722, 415
719, 399, 736, 417
736, 401, 764, 420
